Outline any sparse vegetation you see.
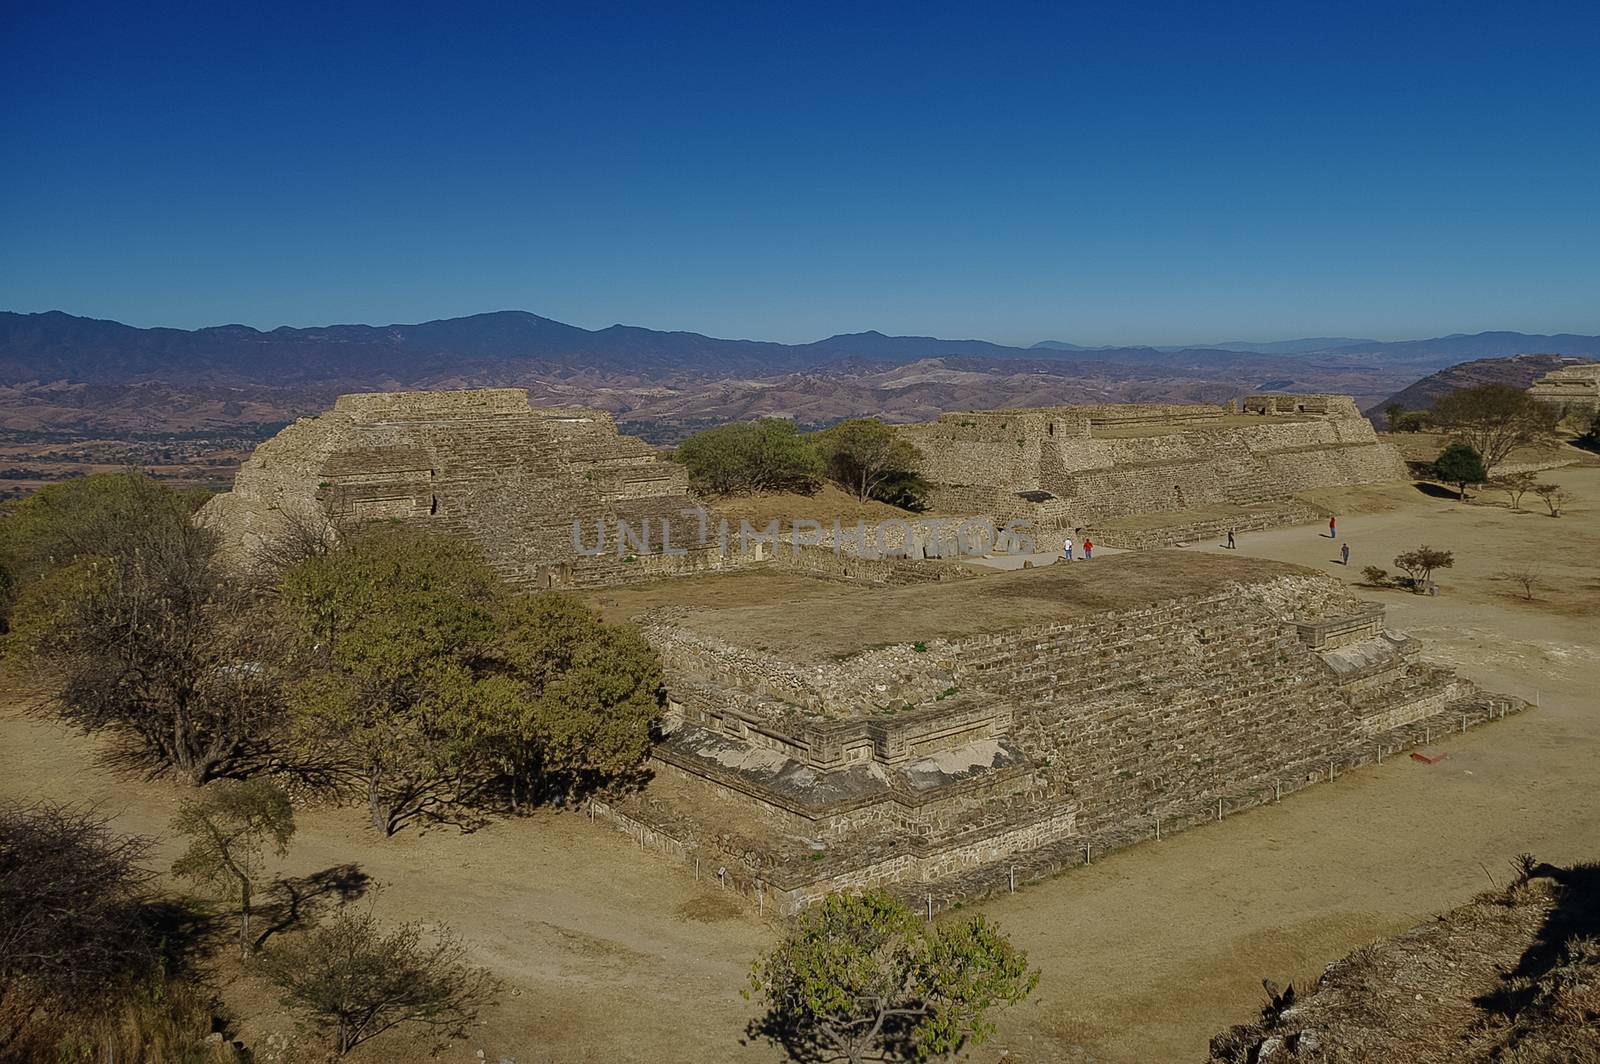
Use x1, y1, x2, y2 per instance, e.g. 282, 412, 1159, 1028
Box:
263, 905, 499, 1058
1533, 482, 1572, 517
1393, 545, 1454, 592
1492, 469, 1537, 510
1501, 566, 1543, 601
172, 779, 296, 958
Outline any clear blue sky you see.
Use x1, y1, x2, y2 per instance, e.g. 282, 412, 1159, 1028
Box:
3, 1, 1597, 347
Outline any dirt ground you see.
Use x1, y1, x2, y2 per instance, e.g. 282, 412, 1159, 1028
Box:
2, 466, 1597, 1064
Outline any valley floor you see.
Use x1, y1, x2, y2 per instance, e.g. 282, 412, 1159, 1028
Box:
2, 465, 1597, 1064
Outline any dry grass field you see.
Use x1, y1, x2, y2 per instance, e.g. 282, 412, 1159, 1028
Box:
2, 464, 1596, 1063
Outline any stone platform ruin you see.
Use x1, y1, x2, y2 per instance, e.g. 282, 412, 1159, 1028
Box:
896, 395, 1406, 549
201, 388, 737, 587
593, 552, 1523, 913
1528, 361, 1600, 416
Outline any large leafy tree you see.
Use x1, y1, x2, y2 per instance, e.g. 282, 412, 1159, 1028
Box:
5, 475, 278, 783
278, 528, 661, 832
0, 471, 208, 634
675, 418, 822, 496
278, 527, 503, 835
483, 593, 661, 808
1431, 383, 1558, 474
171, 779, 296, 957
747, 891, 1039, 1064
813, 419, 923, 503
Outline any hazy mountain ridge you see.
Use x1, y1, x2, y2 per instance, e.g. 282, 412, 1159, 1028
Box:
3, 310, 1598, 440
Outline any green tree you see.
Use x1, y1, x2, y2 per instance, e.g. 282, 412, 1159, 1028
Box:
263, 906, 498, 1058
813, 419, 923, 504
483, 593, 661, 808
278, 528, 502, 835
675, 419, 821, 496
1383, 403, 1405, 431
5, 479, 278, 784
1430, 383, 1558, 474
1434, 441, 1488, 500
747, 891, 1038, 1064
0, 471, 207, 635
171, 780, 296, 958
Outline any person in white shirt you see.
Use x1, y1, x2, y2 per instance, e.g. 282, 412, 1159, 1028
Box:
1061, 537, 1074, 561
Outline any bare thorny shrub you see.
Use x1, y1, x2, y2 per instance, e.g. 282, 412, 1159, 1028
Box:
0, 802, 227, 1060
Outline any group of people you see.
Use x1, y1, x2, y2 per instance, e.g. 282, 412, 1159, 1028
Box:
1059, 515, 1353, 566
1060, 534, 1093, 561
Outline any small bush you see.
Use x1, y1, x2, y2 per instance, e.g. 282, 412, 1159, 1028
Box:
1361, 565, 1391, 587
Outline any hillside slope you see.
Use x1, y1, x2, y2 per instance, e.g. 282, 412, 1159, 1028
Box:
1366, 354, 1597, 416
1211, 859, 1600, 1063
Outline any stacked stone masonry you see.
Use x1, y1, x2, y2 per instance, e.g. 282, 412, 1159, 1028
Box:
1527, 362, 1600, 416
607, 553, 1523, 912
896, 395, 1406, 547
200, 388, 752, 588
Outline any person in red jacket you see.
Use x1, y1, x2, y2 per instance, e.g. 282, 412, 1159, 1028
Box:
1083, 538, 1094, 560
1329, 515, 1337, 538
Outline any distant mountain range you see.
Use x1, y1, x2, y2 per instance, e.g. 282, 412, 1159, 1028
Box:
6, 309, 1600, 386
3, 309, 1599, 439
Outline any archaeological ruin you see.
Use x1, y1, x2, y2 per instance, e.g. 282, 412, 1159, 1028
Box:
201, 388, 734, 587
896, 395, 1406, 548
594, 552, 1522, 913
207, 387, 1524, 912
1528, 360, 1600, 416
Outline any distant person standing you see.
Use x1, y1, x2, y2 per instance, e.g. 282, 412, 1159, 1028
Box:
1061, 536, 1074, 562
1083, 538, 1094, 560
1226, 529, 1236, 550
1341, 543, 1350, 566
1329, 515, 1337, 538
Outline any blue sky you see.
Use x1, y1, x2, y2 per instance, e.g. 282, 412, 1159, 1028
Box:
3, 1, 1598, 346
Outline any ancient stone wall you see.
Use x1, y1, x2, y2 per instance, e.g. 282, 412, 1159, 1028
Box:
617, 561, 1523, 910
201, 388, 744, 588
898, 397, 1406, 535
1527, 362, 1600, 416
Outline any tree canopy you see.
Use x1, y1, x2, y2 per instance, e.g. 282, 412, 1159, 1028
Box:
1430, 383, 1558, 473
1434, 442, 1488, 499
747, 890, 1038, 1063
277, 527, 661, 833
675, 418, 822, 496
813, 419, 924, 503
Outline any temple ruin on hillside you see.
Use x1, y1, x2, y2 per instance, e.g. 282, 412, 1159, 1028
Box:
896, 395, 1406, 548
597, 552, 1522, 912
1528, 361, 1600, 416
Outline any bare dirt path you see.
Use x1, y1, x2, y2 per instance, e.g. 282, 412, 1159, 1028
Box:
2, 465, 1595, 1063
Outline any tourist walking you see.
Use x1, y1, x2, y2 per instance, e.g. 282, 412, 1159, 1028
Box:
1083, 538, 1093, 560
1061, 536, 1074, 562
1341, 543, 1350, 566
1328, 515, 1337, 538
1226, 529, 1236, 550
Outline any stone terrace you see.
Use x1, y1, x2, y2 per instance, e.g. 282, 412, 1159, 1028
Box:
595, 553, 1523, 911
